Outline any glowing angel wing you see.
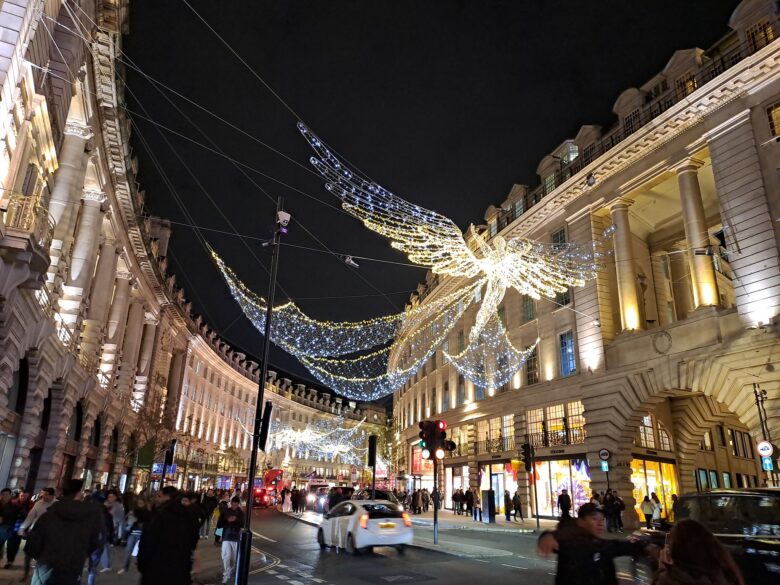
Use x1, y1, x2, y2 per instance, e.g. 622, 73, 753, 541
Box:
503, 237, 606, 299
299, 122, 481, 278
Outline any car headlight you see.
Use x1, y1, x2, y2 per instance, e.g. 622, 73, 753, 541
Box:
306, 494, 316, 503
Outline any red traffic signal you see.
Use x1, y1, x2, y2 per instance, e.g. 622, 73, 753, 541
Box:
437, 420, 446, 430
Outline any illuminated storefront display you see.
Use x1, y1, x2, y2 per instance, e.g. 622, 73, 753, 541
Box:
532, 458, 591, 517
630, 458, 678, 519
444, 464, 470, 509
478, 462, 520, 515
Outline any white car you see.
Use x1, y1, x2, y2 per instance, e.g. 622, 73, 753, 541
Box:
317, 500, 413, 554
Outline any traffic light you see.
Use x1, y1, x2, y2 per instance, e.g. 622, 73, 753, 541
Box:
418, 420, 436, 459
435, 420, 447, 459
520, 442, 534, 472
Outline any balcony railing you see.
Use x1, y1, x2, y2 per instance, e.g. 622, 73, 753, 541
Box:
528, 427, 586, 448
2, 193, 54, 251
475, 436, 516, 455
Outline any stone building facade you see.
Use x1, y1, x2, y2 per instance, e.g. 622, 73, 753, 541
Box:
0, 0, 385, 494
392, 0, 780, 527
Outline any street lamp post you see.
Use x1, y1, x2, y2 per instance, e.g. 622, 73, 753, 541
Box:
235, 197, 287, 585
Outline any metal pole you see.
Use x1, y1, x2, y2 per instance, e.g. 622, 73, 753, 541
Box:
531, 471, 540, 530
606, 468, 611, 491
433, 460, 439, 544
236, 197, 284, 585
371, 464, 376, 500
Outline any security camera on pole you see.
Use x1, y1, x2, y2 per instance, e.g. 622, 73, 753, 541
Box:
235, 198, 287, 585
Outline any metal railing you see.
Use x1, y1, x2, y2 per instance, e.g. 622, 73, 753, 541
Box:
528, 427, 586, 448
2, 192, 55, 251
475, 436, 516, 455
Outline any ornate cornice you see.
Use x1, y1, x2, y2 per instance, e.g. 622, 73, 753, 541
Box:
81, 188, 107, 204
64, 121, 94, 140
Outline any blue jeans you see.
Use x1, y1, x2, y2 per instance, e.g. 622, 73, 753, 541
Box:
86, 544, 111, 585
31, 565, 80, 585
122, 532, 141, 571
200, 515, 212, 538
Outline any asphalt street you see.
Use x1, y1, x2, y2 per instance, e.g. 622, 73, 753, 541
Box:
246, 508, 559, 585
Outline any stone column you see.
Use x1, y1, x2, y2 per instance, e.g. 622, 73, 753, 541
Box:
676, 160, 719, 308
80, 240, 118, 365
165, 349, 186, 426
99, 272, 132, 382
115, 300, 145, 401
669, 243, 694, 320
59, 189, 107, 332
132, 317, 158, 410
610, 199, 643, 331
47, 122, 92, 283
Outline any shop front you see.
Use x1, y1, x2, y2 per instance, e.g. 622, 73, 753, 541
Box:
410, 445, 434, 492
630, 456, 678, 520
532, 457, 591, 518
444, 463, 469, 509
478, 461, 520, 516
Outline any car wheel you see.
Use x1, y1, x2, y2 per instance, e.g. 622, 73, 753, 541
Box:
317, 528, 327, 549
396, 544, 406, 555
346, 533, 360, 555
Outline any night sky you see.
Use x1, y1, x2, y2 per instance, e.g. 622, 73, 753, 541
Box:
124, 0, 739, 392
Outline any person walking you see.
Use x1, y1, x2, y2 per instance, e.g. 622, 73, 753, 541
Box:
105, 491, 125, 544
465, 487, 474, 517
199, 489, 219, 540
24, 479, 103, 585
217, 497, 244, 585
412, 490, 422, 515
670, 494, 681, 523
651, 492, 663, 523
537, 503, 658, 585
613, 491, 625, 533
452, 489, 460, 514
557, 489, 572, 519
0, 488, 19, 566
3, 490, 29, 569
214, 496, 229, 546
503, 490, 512, 521
602, 490, 616, 533
653, 519, 745, 585
512, 489, 524, 522
422, 489, 430, 513
86, 502, 115, 584
118, 496, 150, 574
18, 488, 57, 581
640, 496, 655, 529
472, 488, 482, 522
137, 487, 200, 585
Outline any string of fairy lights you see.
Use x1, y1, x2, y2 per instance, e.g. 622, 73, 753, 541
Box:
269, 416, 369, 466
212, 125, 614, 400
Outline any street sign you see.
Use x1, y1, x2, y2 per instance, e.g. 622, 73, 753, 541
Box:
762, 456, 774, 472
600, 460, 609, 472
757, 441, 773, 458
598, 448, 611, 461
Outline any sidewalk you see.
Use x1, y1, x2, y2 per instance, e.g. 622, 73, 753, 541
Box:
0, 537, 271, 585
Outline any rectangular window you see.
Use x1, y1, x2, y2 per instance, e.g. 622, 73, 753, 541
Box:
441, 382, 449, 412
701, 431, 713, 451
457, 375, 466, 406
522, 295, 536, 322
526, 408, 544, 436
767, 101, 780, 137
474, 382, 484, 401
567, 401, 584, 430
477, 419, 489, 444
729, 429, 741, 457
474, 286, 482, 303
502, 415, 514, 440
457, 331, 465, 353
741, 432, 754, 459
489, 220, 497, 237
697, 468, 709, 491
442, 338, 449, 354
555, 288, 571, 307
559, 330, 577, 377
525, 346, 539, 385
722, 472, 732, 489
623, 108, 641, 134
709, 470, 719, 489
431, 388, 437, 416
717, 425, 726, 447
675, 71, 697, 98
747, 18, 775, 52
543, 173, 556, 195
551, 228, 566, 249
513, 198, 525, 217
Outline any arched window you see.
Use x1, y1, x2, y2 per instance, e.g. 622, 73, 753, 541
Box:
658, 422, 673, 451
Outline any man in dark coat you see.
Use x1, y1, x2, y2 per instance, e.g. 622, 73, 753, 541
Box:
200, 489, 219, 539
538, 503, 657, 585
26, 479, 103, 585
138, 487, 200, 585
557, 488, 572, 518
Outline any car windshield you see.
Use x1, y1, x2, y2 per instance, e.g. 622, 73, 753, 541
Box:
678, 494, 780, 537
362, 503, 404, 519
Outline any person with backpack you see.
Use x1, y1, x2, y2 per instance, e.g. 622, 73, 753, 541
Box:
216, 496, 244, 585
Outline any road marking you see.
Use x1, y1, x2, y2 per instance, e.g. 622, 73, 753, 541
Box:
276, 575, 289, 581
472, 559, 489, 563
253, 531, 278, 542
248, 546, 281, 575
288, 582, 304, 585
501, 563, 528, 570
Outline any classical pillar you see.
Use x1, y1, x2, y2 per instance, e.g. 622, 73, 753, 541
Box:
58, 189, 107, 332
115, 300, 145, 401
99, 272, 132, 382
80, 240, 118, 365
669, 243, 694, 320
132, 317, 158, 410
610, 199, 643, 331
165, 349, 186, 426
676, 160, 719, 308
47, 123, 92, 288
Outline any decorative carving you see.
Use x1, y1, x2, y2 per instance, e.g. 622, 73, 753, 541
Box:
81, 188, 107, 204
64, 121, 94, 140
652, 331, 673, 355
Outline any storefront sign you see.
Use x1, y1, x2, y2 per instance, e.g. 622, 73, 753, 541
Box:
598, 448, 610, 461
551, 449, 565, 454
757, 441, 773, 458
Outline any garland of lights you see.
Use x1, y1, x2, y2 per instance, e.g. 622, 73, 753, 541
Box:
444, 315, 539, 389
270, 416, 369, 466
299, 122, 614, 341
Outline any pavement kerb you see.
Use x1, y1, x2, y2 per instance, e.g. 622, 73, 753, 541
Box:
410, 518, 540, 535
